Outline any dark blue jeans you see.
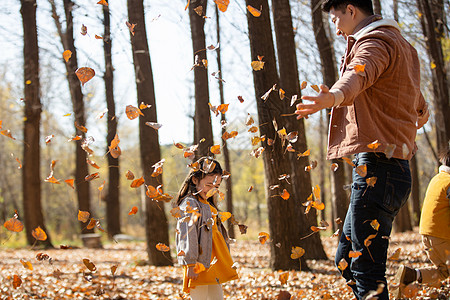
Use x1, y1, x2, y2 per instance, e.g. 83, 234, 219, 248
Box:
335, 152, 411, 300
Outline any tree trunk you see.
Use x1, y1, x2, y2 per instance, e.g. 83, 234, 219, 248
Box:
410, 155, 421, 226
310, 0, 349, 232
102, 0, 121, 238
215, 5, 235, 239
394, 200, 413, 232
373, 0, 382, 15
393, 0, 399, 22
50, 0, 94, 235
127, 0, 172, 266
272, 0, 326, 261
189, 0, 214, 157
417, 0, 450, 155
21, 0, 52, 248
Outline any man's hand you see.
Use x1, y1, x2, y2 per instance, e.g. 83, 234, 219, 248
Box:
187, 266, 199, 281
295, 84, 335, 119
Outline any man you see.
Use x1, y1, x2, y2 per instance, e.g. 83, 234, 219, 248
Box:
295, 0, 429, 299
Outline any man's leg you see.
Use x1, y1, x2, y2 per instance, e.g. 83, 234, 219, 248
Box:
349, 153, 411, 299
419, 235, 450, 284
207, 284, 224, 300
190, 285, 208, 300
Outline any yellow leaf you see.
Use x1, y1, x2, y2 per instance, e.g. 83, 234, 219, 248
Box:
430, 61, 436, 69
20, 259, 33, 271
338, 258, 348, 270
32, 226, 47, 241
78, 210, 90, 223
311, 85, 320, 93
279, 271, 289, 285
63, 50, 72, 62
370, 219, 380, 231
210, 144, 221, 154
297, 149, 310, 158
258, 232, 270, 244
290, 246, 305, 259
349, 251, 362, 258
366, 177, 377, 187
193, 262, 206, 274
218, 211, 232, 222
251, 60, 264, 71
156, 243, 170, 252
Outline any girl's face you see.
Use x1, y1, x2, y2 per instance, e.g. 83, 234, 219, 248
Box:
192, 173, 222, 200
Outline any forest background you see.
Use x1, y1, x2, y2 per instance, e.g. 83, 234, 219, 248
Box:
0, 0, 449, 298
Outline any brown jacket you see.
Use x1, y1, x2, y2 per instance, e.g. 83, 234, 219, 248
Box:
328, 15, 428, 160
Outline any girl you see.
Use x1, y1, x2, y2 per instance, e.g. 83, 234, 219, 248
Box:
175, 157, 238, 299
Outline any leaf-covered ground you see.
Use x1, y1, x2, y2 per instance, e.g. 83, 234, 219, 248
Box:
1, 229, 449, 299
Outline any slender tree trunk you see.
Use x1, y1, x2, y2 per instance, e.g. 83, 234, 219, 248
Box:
319, 110, 326, 222
310, 0, 348, 232
393, 0, 399, 22
102, 0, 121, 238
417, 0, 450, 155
410, 156, 421, 226
127, 0, 172, 266
272, 0, 326, 261
189, 0, 213, 156
215, 5, 235, 239
50, 0, 94, 235
21, 0, 52, 247
373, 0, 382, 15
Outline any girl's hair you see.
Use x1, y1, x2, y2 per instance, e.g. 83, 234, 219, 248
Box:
439, 148, 450, 167
175, 157, 223, 206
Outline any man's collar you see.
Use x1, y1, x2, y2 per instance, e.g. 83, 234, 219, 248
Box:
347, 14, 400, 41
351, 15, 382, 36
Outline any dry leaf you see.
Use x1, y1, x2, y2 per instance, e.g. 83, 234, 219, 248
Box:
370, 219, 380, 231
194, 6, 203, 16
342, 156, 355, 167
20, 259, 33, 271
210, 144, 221, 154
349, 251, 362, 258
4, 217, 24, 232
193, 262, 205, 274
337, 258, 348, 271
97, 0, 108, 6
0, 130, 16, 140
251, 60, 264, 71
75, 67, 95, 86
367, 140, 381, 150
214, 0, 229, 12
32, 226, 47, 241
83, 258, 97, 272
78, 211, 90, 223
311, 85, 320, 93
126, 21, 136, 36
125, 105, 143, 120
156, 243, 170, 252
81, 24, 87, 36
366, 177, 377, 187
125, 170, 135, 180
145, 122, 163, 130
279, 272, 289, 285
247, 5, 261, 17
388, 247, 401, 261
290, 246, 305, 259
63, 50, 72, 62
364, 233, 377, 247
300, 81, 307, 89
280, 189, 290, 200
354, 64, 366, 74
64, 179, 75, 189
258, 232, 270, 244
85, 173, 99, 182
331, 163, 339, 172
356, 164, 367, 177
13, 275, 22, 289
128, 206, 138, 215
130, 177, 145, 188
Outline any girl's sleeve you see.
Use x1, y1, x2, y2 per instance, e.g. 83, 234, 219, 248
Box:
176, 198, 200, 266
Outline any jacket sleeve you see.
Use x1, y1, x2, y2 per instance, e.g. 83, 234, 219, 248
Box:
176, 197, 200, 265
416, 92, 429, 129
331, 36, 390, 107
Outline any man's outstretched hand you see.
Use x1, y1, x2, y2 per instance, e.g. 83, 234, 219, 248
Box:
295, 84, 335, 119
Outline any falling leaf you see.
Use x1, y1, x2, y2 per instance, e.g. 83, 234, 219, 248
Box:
20, 259, 33, 271
338, 258, 348, 271
97, 0, 108, 5
311, 85, 320, 93
238, 224, 248, 234
15, 157, 22, 169
237, 96, 244, 103
217, 103, 229, 114
353, 64, 366, 74
366, 177, 377, 187
311, 225, 327, 232
65, 179, 75, 189
126, 21, 136, 36
356, 164, 367, 177
32, 226, 47, 241
45, 134, 54, 144
210, 144, 221, 154
0, 130, 16, 140
145, 122, 163, 130
86, 218, 96, 230
280, 189, 290, 200
98, 180, 105, 191
125, 105, 144, 120
222, 131, 238, 140
287, 131, 298, 143
63, 50, 72, 62
430, 61, 436, 69
194, 6, 203, 16
4, 217, 24, 232
364, 233, 377, 247
184, 0, 190, 10
248, 126, 258, 133
349, 251, 362, 258
370, 219, 380, 231
367, 140, 381, 150
388, 247, 401, 261
130, 177, 145, 188
139, 102, 151, 110
81, 24, 87, 36
214, 0, 229, 12
83, 258, 97, 272
128, 206, 138, 215
45, 176, 60, 184
13, 275, 22, 289
258, 232, 270, 244
207, 43, 220, 50
125, 170, 135, 180
300, 81, 307, 89
248, 186, 253, 192
202, 59, 208, 67
156, 243, 170, 252
250, 147, 265, 158
146, 185, 159, 198
75, 67, 95, 86
85, 173, 99, 182
111, 264, 118, 276
331, 163, 339, 172
290, 94, 298, 106
218, 212, 232, 222
78, 210, 90, 223
279, 88, 285, 100
108, 133, 121, 158
193, 262, 205, 274
297, 149, 310, 158
279, 272, 289, 285
342, 156, 355, 167
86, 158, 100, 169
68, 135, 82, 142
247, 5, 261, 17
251, 59, 265, 71
290, 246, 305, 259
385, 144, 396, 159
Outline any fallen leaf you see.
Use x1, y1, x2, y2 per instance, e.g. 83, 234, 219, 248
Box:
349, 251, 362, 258
83, 258, 97, 272
0, 130, 16, 140
338, 258, 348, 271
388, 247, 401, 261
238, 224, 248, 234
20, 259, 33, 271
13, 275, 22, 289
279, 272, 289, 285
356, 164, 367, 177
366, 176, 377, 187
75, 67, 95, 86
85, 173, 99, 182
237, 96, 244, 103
280, 189, 290, 200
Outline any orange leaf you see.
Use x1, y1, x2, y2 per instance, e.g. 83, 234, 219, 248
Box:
217, 103, 229, 114
366, 176, 377, 187
312, 201, 325, 211
210, 144, 221, 154
251, 60, 264, 71
86, 158, 100, 169
146, 185, 159, 198
184, 0, 190, 10
356, 164, 367, 177
125, 105, 143, 120
370, 219, 380, 231
311, 85, 320, 93
330, 163, 339, 172
214, 0, 229, 12
95, 34, 103, 39
337, 258, 348, 271
126, 21, 136, 36
247, 5, 261, 17
98, 180, 105, 191
248, 185, 253, 192
156, 243, 170, 252
45, 134, 54, 144
367, 140, 381, 150
85, 173, 99, 182
75, 67, 95, 86
364, 233, 378, 247
86, 218, 96, 230
64, 179, 75, 189
13, 275, 22, 289
97, 0, 108, 6
68, 135, 82, 142
173, 142, 185, 149
0, 130, 16, 140
290, 246, 305, 259
3, 217, 24, 232
74, 121, 88, 133
45, 175, 60, 184
342, 156, 355, 167
279, 272, 289, 285
63, 50, 72, 62
193, 262, 205, 274
32, 226, 47, 241
258, 232, 270, 244
80, 24, 87, 36
128, 206, 138, 215
388, 247, 401, 261
300, 81, 307, 89
83, 258, 97, 272
280, 189, 290, 200
218, 211, 232, 222
20, 259, 33, 271
349, 251, 362, 258
125, 170, 135, 180
78, 210, 90, 223
354, 64, 366, 74
130, 176, 145, 188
